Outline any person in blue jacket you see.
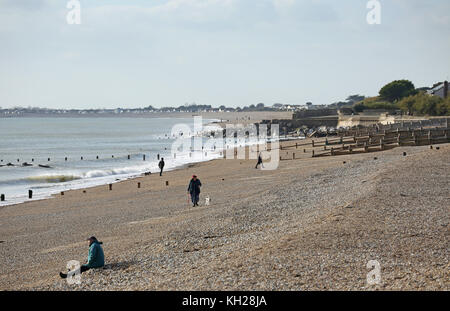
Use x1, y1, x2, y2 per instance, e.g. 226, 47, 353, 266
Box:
187, 175, 202, 207
60, 236, 105, 279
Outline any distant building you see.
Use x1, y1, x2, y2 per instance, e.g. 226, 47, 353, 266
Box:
271, 103, 306, 111
427, 81, 448, 99
305, 102, 327, 110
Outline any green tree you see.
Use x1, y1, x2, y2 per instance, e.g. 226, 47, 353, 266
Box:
398, 95, 416, 115
379, 80, 416, 102
436, 97, 450, 115
353, 102, 366, 113
398, 92, 448, 116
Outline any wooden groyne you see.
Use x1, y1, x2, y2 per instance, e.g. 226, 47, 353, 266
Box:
278, 117, 450, 160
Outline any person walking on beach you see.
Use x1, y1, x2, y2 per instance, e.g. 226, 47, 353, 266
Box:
255, 153, 264, 169
59, 236, 105, 279
187, 175, 202, 207
158, 158, 165, 176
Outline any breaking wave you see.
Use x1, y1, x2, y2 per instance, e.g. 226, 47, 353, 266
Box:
26, 175, 82, 183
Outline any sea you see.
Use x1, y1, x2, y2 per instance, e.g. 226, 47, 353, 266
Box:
0, 117, 226, 206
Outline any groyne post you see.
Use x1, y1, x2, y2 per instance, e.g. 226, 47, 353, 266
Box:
28, 190, 33, 199
1, 194, 4, 201
109, 184, 112, 191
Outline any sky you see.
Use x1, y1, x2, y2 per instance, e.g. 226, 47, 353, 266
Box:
0, 0, 449, 109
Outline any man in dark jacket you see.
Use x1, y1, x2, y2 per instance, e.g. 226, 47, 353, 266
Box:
255, 152, 263, 169
60, 236, 105, 279
187, 175, 202, 207
158, 158, 165, 176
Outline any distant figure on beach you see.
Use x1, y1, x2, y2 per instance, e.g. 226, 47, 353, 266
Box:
255, 153, 264, 169
59, 236, 104, 279
157, 153, 160, 160
158, 158, 165, 176
187, 175, 202, 207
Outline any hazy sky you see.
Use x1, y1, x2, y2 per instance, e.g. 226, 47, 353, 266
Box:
0, 0, 449, 109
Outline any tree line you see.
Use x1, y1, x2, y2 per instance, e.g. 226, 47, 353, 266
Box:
351, 80, 450, 116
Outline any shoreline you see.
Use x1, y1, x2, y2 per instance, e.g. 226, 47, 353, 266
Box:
0, 134, 306, 208
0, 111, 293, 122
0, 112, 293, 207
0, 151, 225, 208
0, 156, 224, 209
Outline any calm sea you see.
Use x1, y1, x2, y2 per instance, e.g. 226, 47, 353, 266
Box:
0, 117, 222, 206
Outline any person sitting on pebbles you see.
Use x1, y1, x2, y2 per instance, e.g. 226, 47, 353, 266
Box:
60, 236, 104, 279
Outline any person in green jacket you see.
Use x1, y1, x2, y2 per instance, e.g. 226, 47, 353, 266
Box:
60, 236, 105, 279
